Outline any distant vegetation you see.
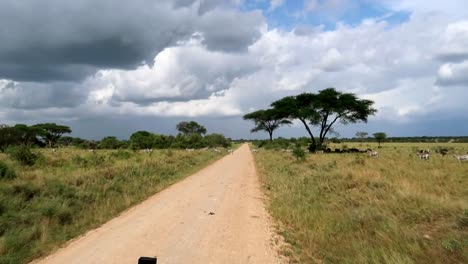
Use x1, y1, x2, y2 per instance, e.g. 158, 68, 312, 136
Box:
0, 121, 231, 154
254, 142, 468, 263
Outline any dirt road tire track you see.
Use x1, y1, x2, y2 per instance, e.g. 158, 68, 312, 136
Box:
32, 144, 283, 264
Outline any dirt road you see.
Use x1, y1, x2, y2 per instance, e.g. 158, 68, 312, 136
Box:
33, 144, 282, 264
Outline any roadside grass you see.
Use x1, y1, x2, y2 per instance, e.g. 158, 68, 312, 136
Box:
254, 143, 468, 263
0, 148, 224, 264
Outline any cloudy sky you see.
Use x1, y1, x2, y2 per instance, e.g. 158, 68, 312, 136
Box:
1, 0, 468, 140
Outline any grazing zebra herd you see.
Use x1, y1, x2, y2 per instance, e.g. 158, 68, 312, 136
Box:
250, 146, 468, 162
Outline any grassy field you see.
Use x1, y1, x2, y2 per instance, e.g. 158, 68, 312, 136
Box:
254, 142, 468, 263
0, 148, 225, 264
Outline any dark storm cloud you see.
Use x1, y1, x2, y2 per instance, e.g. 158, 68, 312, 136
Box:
0, 64, 95, 82
0, 0, 262, 82
0, 81, 87, 109
198, 9, 263, 52
436, 52, 468, 63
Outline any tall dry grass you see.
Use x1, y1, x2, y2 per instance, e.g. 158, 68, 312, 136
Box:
255, 143, 468, 263
0, 148, 223, 264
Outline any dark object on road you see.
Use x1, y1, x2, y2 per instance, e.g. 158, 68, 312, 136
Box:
138, 256, 157, 264
209, 212, 215, 215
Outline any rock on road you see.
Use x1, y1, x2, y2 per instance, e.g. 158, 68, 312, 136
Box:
33, 144, 283, 264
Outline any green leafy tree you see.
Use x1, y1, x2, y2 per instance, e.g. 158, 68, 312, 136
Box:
186, 133, 205, 149
176, 121, 207, 136
373, 132, 387, 147
99, 136, 122, 149
58, 136, 74, 146
204, 133, 231, 148
0, 125, 21, 151
33, 123, 72, 147
152, 134, 174, 149
14, 124, 45, 146
243, 109, 292, 141
272, 88, 376, 151
130, 131, 154, 150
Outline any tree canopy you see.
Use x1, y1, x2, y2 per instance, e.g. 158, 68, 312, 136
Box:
355, 131, 369, 140
99, 136, 123, 149
272, 88, 377, 151
243, 109, 292, 141
373, 132, 387, 147
33, 123, 72, 147
176, 121, 207, 136
130, 131, 154, 150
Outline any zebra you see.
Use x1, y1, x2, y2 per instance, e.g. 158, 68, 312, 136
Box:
418, 152, 430, 160
453, 154, 468, 162
367, 149, 378, 157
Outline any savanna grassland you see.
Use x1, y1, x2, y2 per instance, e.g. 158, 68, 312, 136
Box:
254, 143, 468, 263
0, 148, 224, 264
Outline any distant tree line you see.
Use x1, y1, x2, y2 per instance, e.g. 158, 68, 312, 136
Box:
336, 136, 468, 143
0, 123, 72, 151
0, 121, 231, 152
243, 134, 468, 151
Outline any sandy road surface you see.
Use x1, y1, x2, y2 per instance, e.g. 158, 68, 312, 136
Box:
33, 144, 282, 264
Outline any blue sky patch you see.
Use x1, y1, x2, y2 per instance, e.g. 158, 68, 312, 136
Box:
243, 0, 410, 30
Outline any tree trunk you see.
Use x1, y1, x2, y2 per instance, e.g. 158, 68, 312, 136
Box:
299, 119, 317, 152
268, 131, 273, 141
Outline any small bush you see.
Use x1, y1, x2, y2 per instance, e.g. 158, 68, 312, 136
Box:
0, 161, 16, 179
7, 146, 38, 166
292, 147, 306, 161
441, 237, 462, 252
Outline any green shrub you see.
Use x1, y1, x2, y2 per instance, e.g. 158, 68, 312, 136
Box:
0, 161, 16, 179
292, 147, 306, 161
442, 237, 462, 252
7, 146, 38, 166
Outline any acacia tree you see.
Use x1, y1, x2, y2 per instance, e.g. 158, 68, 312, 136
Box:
33, 123, 72, 147
355, 131, 369, 141
271, 94, 320, 148
176, 121, 207, 136
243, 109, 292, 141
273, 88, 377, 151
14, 124, 45, 146
373, 132, 387, 147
